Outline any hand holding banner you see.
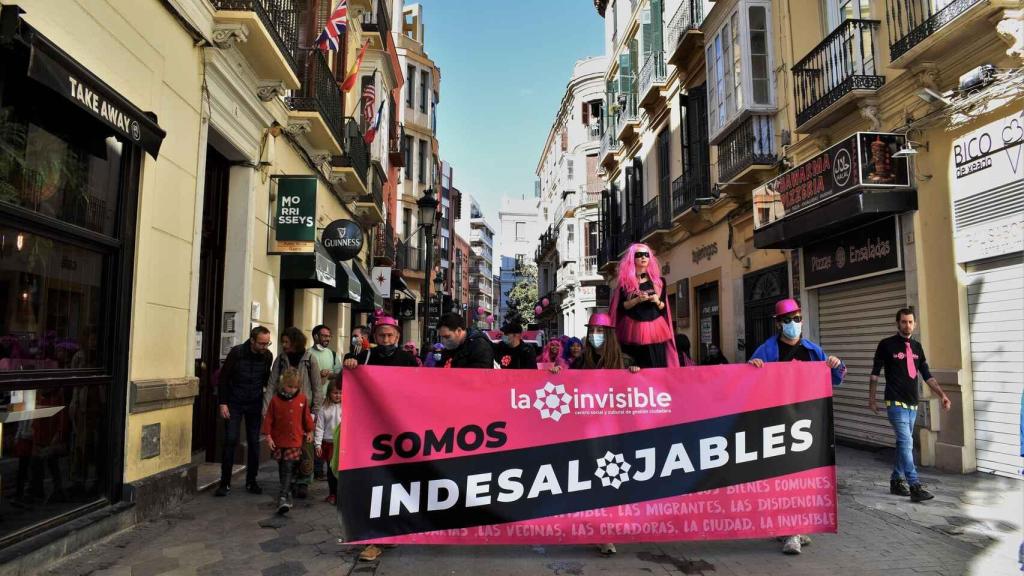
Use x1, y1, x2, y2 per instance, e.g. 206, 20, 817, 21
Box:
338, 363, 837, 544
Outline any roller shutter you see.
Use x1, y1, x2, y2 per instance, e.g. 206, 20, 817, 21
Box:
966, 256, 1023, 478
817, 273, 907, 446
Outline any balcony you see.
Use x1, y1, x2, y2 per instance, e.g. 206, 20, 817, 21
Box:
886, 0, 992, 67
614, 219, 636, 260
360, 0, 392, 49
286, 49, 343, 155
389, 124, 406, 167
353, 160, 385, 225
792, 20, 884, 132
581, 255, 600, 279
211, 0, 300, 88
665, 0, 707, 71
397, 241, 424, 275
556, 262, 579, 292
373, 221, 397, 266
671, 173, 717, 232
330, 118, 370, 196
599, 122, 618, 167
717, 115, 776, 184
615, 92, 640, 143
639, 193, 673, 244
638, 52, 668, 110
588, 121, 602, 141
535, 225, 560, 262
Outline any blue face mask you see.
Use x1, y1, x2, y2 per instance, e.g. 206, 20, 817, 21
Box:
782, 321, 802, 340
442, 337, 459, 350
502, 335, 511, 345
589, 334, 605, 348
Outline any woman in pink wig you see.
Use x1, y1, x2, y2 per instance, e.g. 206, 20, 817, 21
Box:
539, 338, 568, 369
609, 243, 679, 368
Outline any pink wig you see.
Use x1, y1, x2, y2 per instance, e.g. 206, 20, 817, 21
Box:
617, 243, 664, 295
540, 339, 568, 368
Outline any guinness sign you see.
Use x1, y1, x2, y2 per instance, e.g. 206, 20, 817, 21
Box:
322, 219, 364, 261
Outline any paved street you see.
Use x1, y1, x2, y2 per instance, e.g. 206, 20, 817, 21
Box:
44, 446, 1022, 576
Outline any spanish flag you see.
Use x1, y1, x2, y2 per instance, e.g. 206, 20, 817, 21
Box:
341, 40, 370, 92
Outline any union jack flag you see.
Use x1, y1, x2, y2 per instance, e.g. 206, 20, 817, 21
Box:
315, 0, 347, 51
362, 81, 376, 126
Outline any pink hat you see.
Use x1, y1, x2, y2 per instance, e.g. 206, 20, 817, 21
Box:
373, 316, 401, 331
587, 312, 615, 328
774, 298, 801, 317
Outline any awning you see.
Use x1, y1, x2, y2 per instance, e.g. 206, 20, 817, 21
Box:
325, 261, 361, 303
281, 242, 336, 289
4, 7, 166, 157
352, 262, 383, 312
754, 189, 917, 249
391, 273, 412, 297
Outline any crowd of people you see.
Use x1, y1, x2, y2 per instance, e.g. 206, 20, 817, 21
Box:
214, 242, 951, 561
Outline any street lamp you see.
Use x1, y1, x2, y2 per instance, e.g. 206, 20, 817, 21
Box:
417, 188, 438, 351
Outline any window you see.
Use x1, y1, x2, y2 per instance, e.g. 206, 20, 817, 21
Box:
515, 222, 525, 240
406, 64, 415, 108
587, 221, 599, 256
567, 223, 575, 244
417, 139, 426, 183
567, 159, 574, 181
420, 71, 428, 113
403, 208, 412, 238
705, 1, 775, 140
657, 128, 671, 200
403, 135, 412, 176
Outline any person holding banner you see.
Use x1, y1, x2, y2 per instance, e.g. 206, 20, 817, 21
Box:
436, 312, 495, 368
493, 322, 538, 370
341, 316, 418, 369
539, 338, 568, 370
610, 243, 679, 368
748, 298, 845, 555
564, 337, 583, 368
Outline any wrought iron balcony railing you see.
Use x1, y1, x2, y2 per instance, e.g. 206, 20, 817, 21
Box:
886, 0, 983, 62
582, 255, 599, 277
717, 115, 776, 183
212, 0, 300, 75
639, 52, 667, 100
639, 194, 672, 239
617, 92, 639, 126
334, 118, 370, 188
665, 0, 706, 53
398, 241, 424, 272
388, 123, 405, 166
792, 19, 884, 127
374, 221, 397, 262
287, 49, 344, 145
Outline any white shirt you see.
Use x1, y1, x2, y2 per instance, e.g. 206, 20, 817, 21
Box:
314, 402, 342, 446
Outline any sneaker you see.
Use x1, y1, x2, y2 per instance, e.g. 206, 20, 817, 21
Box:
598, 543, 617, 556
246, 482, 263, 495
359, 544, 383, 562
277, 496, 291, 514
782, 535, 802, 555
325, 494, 336, 505
214, 484, 230, 497
890, 478, 911, 496
910, 484, 934, 503
293, 484, 308, 499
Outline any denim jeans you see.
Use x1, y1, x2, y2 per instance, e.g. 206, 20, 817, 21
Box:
887, 405, 919, 485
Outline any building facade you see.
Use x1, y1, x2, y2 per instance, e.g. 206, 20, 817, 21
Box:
592, 0, 1023, 476
534, 57, 608, 338
497, 196, 543, 326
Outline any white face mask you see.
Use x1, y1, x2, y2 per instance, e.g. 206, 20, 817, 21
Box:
589, 333, 605, 348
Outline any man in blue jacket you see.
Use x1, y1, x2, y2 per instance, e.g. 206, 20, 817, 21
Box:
748, 298, 845, 555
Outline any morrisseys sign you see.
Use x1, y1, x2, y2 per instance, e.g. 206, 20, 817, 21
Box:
270, 176, 317, 254
802, 217, 901, 289
753, 133, 910, 229
337, 364, 837, 545
323, 219, 365, 261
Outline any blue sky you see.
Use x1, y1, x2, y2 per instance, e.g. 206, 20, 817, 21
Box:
417, 0, 605, 225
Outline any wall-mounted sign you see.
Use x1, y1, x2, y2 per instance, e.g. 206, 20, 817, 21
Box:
322, 219, 364, 261
270, 176, 317, 254
802, 217, 902, 289
753, 133, 911, 229
692, 242, 718, 264
370, 266, 392, 298
950, 110, 1024, 263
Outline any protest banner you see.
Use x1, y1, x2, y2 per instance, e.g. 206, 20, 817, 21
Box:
338, 363, 837, 544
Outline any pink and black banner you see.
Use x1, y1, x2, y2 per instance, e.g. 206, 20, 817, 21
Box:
338, 363, 837, 544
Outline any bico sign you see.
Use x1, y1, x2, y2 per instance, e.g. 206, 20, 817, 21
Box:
270, 176, 317, 254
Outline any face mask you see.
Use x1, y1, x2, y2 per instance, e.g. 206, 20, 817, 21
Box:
782, 321, 802, 340
377, 343, 398, 357
502, 335, 511, 345
442, 338, 459, 350
589, 334, 605, 348
351, 337, 361, 348
432, 352, 443, 362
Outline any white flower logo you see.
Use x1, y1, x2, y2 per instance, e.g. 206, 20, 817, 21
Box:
533, 382, 571, 421
594, 451, 631, 489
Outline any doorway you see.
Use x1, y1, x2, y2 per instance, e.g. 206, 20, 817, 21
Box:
695, 281, 720, 363
743, 263, 787, 360
192, 146, 231, 459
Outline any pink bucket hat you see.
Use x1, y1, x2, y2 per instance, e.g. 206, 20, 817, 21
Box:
773, 298, 801, 318
587, 312, 615, 328
373, 316, 401, 331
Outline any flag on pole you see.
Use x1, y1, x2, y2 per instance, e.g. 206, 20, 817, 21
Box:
341, 40, 370, 92
314, 0, 348, 51
363, 99, 386, 144
362, 80, 376, 126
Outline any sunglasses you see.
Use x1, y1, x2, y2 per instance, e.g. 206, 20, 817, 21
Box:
779, 315, 802, 324
634, 251, 650, 259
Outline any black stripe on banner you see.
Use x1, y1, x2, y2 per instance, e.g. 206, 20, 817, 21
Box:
340, 398, 834, 540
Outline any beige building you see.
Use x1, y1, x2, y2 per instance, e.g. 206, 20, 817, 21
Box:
0, 0, 395, 566
593, 0, 1023, 476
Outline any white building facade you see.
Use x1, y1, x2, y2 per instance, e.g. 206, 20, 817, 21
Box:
497, 197, 543, 326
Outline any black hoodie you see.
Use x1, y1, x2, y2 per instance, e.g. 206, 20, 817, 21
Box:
442, 328, 495, 368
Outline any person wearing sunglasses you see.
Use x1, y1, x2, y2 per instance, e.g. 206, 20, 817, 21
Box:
608, 243, 680, 368
748, 298, 845, 555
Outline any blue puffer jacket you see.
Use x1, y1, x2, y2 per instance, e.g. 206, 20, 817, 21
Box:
750, 336, 846, 386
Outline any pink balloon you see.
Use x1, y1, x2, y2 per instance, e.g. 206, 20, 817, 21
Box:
487, 314, 494, 321
534, 305, 543, 315
477, 306, 485, 315
542, 298, 550, 306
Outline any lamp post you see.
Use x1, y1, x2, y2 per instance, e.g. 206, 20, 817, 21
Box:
417, 188, 438, 352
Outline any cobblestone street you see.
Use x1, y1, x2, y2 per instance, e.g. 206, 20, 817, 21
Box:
45, 446, 1022, 576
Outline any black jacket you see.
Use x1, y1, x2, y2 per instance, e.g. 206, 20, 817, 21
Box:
493, 341, 538, 369
442, 329, 495, 368
219, 342, 273, 407
351, 347, 419, 367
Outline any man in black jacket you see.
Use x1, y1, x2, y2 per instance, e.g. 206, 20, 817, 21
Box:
216, 326, 273, 497
493, 322, 538, 369
342, 316, 419, 368
437, 312, 494, 369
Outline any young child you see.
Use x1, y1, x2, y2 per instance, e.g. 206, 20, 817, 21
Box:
261, 367, 313, 514
314, 381, 342, 505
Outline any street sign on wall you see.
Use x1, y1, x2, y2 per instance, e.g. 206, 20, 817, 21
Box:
802, 217, 902, 289
269, 176, 317, 254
